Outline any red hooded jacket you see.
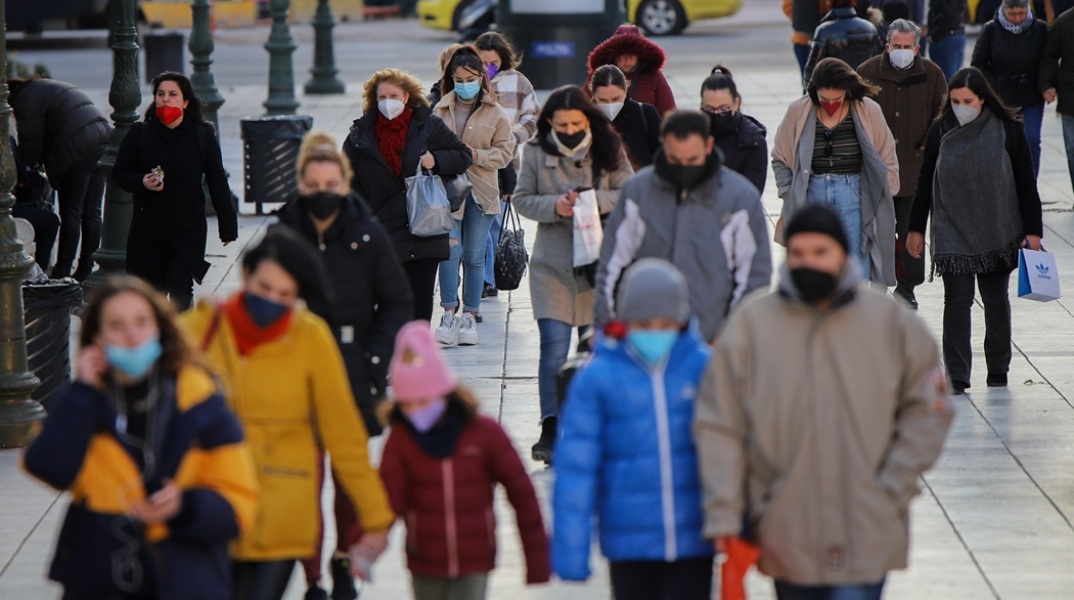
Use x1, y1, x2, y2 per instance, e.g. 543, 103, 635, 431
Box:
379, 412, 551, 583
586, 25, 677, 116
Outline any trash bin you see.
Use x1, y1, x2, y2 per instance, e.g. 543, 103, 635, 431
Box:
497, 0, 624, 90
23, 280, 83, 408
241, 115, 314, 215
144, 31, 186, 83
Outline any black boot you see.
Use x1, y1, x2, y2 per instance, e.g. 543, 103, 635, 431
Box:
531, 416, 557, 464
305, 585, 329, 600
330, 556, 359, 600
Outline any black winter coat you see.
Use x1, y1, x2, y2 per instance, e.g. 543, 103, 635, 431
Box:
711, 112, 768, 194
114, 118, 238, 285
276, 195, 413, 436
342, 107, 472, 262
611, 100, 662, 170
928, 0, 968, 40
972, 17, 1049, 109
804, 8, 885, 84
9, 79, 111, 185
1039, 6, 1074, 115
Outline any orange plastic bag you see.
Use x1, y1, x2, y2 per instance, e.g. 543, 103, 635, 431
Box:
720, 537, 761, 600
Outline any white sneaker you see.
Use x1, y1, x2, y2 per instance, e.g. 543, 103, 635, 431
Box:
457, 312, 478, 346
435, 311, 459, 345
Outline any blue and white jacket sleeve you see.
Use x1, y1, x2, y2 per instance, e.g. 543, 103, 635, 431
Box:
552, 367, 605, 581
720, 192, 772, 312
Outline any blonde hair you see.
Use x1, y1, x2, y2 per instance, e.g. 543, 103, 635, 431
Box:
362, 69, 431, 115
296, 131, 353, 186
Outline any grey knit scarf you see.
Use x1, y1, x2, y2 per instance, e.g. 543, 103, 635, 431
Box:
998, 6, 1034, 34
930, 109, 1023, 277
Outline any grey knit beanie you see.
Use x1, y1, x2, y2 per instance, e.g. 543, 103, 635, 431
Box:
616, 258, 691, 324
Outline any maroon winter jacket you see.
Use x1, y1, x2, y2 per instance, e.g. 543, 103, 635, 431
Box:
379, 413, 551, 584
586, 24, 677, 116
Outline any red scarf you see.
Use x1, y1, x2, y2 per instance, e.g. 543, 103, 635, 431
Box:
375, 104, 413, 178
221, 293, 293, 356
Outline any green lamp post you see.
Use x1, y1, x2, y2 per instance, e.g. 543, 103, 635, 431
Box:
190, 0, 225, 128
83, 0, 142, 293
0, 0, 45, 447
304, 0, 346, 95
264, 0, 300, 115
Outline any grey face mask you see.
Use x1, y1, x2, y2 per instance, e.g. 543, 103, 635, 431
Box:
952, 104, 981, 126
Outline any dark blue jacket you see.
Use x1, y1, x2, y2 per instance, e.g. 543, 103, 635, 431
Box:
552, 327, 713, 580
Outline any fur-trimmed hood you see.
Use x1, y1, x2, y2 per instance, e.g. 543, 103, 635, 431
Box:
587, 24, 668, 75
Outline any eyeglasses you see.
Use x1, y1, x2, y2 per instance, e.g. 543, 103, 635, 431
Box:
823, 130, 834, 158
700, 106, 733, 116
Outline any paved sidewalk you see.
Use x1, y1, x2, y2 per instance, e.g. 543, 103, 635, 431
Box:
5, 5, 1074, 598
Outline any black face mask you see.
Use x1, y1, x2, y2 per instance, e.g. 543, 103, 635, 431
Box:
300, 191, 343, 220
710, 111, 739, 133
665, 164, 708, 190
555, 129, 589, 150
790, 267, 839, 303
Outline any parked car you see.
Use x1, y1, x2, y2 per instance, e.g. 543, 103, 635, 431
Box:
418, 0, 740, 36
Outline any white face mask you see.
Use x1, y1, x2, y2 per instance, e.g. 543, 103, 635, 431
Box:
889, 49, 915, 70
378, 98, 405, 120
598, 102, 625, 122
952, 104, 981, 126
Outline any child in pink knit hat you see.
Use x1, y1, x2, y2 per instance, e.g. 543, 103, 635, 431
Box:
378, 321, 550, 599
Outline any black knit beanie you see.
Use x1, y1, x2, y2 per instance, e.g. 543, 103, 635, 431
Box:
784, 204, 850, 253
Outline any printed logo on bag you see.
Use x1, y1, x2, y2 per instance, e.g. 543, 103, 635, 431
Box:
1036, 264, 1052, 280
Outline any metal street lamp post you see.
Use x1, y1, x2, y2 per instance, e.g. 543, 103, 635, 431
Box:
304, 0, 345, 95
0, 0, 45, 447
83, 0, 142, 293
190, 0, 225, 128
264, 0, 300, 115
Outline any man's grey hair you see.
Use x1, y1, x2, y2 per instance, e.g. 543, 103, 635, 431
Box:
1002, 0, 1029, 8
887, 19, 922, 44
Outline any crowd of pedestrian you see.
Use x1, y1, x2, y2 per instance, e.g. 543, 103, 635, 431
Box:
26, 1, 1074, 596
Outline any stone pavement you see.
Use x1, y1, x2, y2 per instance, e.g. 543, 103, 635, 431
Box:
6, 3, 1074, 598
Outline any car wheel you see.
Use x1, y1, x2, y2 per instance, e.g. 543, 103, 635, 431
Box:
452, 0, 475, 32
636, 0, 686, 36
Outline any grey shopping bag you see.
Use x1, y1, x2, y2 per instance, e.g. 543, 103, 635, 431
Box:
405, 165, 454, 237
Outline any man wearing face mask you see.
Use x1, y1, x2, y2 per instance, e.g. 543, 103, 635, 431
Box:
857, 19, 947, 309
695, 204, 954, 600
594, 110, 772, 344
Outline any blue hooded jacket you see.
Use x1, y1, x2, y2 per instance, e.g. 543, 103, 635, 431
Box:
552, 326, 713, 580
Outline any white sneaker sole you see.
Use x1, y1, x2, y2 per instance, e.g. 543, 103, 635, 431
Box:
435, 330, 458, 346
457, 332, 478, 346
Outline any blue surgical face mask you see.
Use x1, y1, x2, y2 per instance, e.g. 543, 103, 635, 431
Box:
405, 398, 448, 433
627, 329, 679, 366
244, 292, 291, 328
455, 80, 481, 100
106, 337, 163, 380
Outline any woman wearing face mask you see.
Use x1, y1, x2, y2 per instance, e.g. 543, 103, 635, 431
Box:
275, 132, 412, 600
971, 0, 1049, 176
180, 228, 395, 600
907, 67, 1043, 395
586, 25, 676, 116
432, 46, 515, 347
343, 69, 473, 322
772, 57, 899, 286
513, 85, 634, 464
701, 65, 769, 194
379, 322, 551, 600
589, 64, 662, 170
114, 71, 238, 311
24, 275, 258, 600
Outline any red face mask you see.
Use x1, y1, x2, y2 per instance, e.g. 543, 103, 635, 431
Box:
155, 105, 184, 125
820, 99, 843, 117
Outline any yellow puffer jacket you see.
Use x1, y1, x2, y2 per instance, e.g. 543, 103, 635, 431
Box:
181, 301, 394, 561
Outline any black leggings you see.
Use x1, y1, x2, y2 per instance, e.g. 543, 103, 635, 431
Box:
54, 155, 105, 278
609, 556, 714, 600
232, 559, 295, 600
405, 257, 440, 321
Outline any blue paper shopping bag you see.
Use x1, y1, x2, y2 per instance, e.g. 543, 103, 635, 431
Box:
1018, 248, 1061, 302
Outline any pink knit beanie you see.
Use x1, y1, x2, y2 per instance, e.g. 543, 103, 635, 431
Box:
390, 321, 457, 403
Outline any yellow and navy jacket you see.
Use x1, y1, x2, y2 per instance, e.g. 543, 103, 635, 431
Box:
23, 366, 258, 600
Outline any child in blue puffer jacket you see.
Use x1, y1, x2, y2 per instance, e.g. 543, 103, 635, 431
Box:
552, 258, 715, 600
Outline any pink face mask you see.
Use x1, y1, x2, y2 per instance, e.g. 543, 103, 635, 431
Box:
404, 398, 448, 433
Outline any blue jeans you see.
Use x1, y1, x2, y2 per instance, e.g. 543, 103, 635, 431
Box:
794, 43, 810, 84
774, 579, 885, 600
537, 319, 589, 421
438, 193, 496, 312
1064, 114, 1074, 194
484, 199, 507, 286
807, 173, 869, 281
929, 33, 966, 81
1020, 102, 1044, 177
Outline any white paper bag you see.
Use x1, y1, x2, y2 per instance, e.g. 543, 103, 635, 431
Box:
1018, 248, 1061, 302
572, 189, 603, 268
